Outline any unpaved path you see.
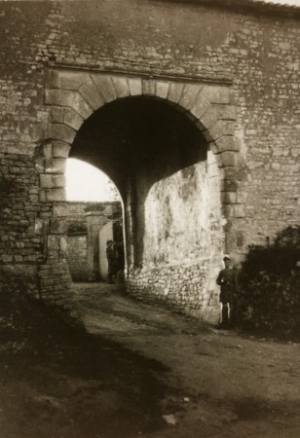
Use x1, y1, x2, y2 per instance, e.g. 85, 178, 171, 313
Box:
1, 282, 300, 438
75, 283, 300, 438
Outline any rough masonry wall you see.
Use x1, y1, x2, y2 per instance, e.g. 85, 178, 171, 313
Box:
67, 235, 88, 282
0, 153, 42, 297
0, 0, 299, 319
231, 15, 300, 249
5, 0, 297, 251
65, 202, 88, 282
0, 3, 76, 313
45, 0, 298, 253
129, 151, 223, 321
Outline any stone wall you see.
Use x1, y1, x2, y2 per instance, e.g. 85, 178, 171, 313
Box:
65, 203, 88, 282
0, 153, 43, 298
65, 202, 122, 282
0, 0, 299, 322
67, 235, 88, 282
126, 149, 223, 322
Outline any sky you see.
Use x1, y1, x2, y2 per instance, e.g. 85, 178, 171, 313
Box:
261, 0, 300, 5
66, 158, 118, 202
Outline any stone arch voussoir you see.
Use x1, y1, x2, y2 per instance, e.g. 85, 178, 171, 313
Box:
44, 69, 239, 210
35, 139, 70, 203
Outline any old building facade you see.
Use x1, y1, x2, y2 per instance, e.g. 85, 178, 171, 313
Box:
0, 0, 299, 322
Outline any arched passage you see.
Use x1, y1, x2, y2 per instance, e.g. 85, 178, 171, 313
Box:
70, 96, 210, 269
38, 69, 240, 322
65, 159, 123, 283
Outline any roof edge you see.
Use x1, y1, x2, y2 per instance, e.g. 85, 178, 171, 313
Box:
156, 0, 300, 18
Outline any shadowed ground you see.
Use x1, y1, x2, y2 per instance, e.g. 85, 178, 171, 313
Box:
1, 282, 300, 438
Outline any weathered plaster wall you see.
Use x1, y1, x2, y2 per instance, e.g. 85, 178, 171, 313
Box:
129, 150, 223, 321
0, 0, 299, 321
143, 155, 221, 266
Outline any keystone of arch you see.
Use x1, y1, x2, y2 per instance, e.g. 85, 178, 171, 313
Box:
46, 71, 236, 149
44, 70, 238, 199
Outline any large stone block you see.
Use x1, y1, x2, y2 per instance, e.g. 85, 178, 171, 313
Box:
91, 74, 117, 102
202, 85, 230, 104
31, 123, 50, 143
40, 174, 53, 189
79, 77, 106, 110
51, 106, 65, 123
59, 236, 68, 255
223, 204, 235, 218
219, 105, 236, 121
43, 142, 53, 160
142, 79, 156, 95
219, 151, 236, 167
45, 89, 93, 119
215, 135, 238, 153
200, 105, 219, 130
45, 88, 68, 106
179, 83, 203, 110
52, 174, 66, 188
39, 189, 46, 202
45, 188, 66, 202
49, 123, 76, 144
128, 77, 142, 96
209, 120, 235, 141
63, 108, 84, 131
45, 157, 67, 174
155, 81, 170, 99
167, 82, 185, 104
234, 205, 246, 218
237, 192, 247, 204
190, 92, 210, 119
111, 76, 130, 99
52, 141, 71, 158
47, 69, 87, 90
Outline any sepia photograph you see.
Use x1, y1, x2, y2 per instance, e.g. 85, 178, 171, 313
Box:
0, 0, 299, 437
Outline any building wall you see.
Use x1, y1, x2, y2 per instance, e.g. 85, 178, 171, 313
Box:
67, 234, 88, 281
128, 150, 223, 321
65, 202, 88, 282
0, 1, 299, 320
65, 202, 122, 282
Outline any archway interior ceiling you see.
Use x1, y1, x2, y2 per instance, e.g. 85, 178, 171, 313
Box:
70, 97, 208, 196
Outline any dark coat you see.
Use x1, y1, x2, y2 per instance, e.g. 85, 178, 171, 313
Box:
216, 268, 238, 304
106, 246, 118, 274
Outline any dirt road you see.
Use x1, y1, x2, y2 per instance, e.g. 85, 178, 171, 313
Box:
75, 283, 300, 438
1, 283, 300, 438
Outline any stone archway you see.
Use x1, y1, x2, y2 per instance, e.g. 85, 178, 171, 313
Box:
42, 69, 238, 202
38, 67, 240, 322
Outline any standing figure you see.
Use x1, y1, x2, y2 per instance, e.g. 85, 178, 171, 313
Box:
106, 240, 118, 284
216, 256, 238, 328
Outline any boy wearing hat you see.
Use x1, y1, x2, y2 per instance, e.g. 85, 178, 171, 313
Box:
216, 256, 238, 328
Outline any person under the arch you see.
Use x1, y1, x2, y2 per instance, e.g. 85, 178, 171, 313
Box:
106, 240, 118, 284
